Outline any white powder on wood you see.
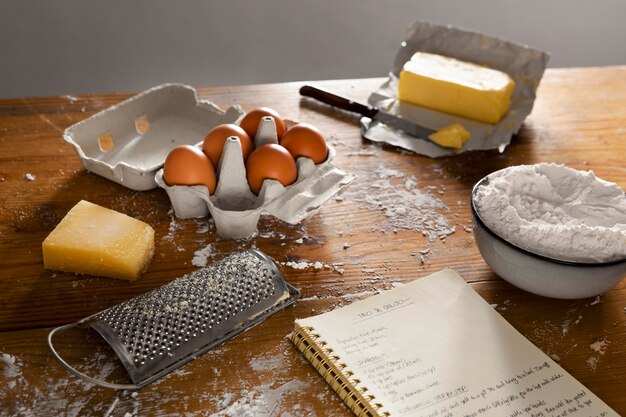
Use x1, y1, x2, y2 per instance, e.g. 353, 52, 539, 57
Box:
282, 260, 328, 271
343, 163, 456, 241
474, 163, 626, 263
192, 243, 215, 267
586, 356, 599, 372
1, 352, 21, 379
589, 339, 609, 355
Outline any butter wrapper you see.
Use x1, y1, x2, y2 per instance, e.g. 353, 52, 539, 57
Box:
362, 21, 550, 157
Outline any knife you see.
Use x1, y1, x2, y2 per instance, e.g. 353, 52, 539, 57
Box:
299, 85, 436, 139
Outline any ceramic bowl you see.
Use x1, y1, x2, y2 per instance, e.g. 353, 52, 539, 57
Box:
471, 176, 626, 299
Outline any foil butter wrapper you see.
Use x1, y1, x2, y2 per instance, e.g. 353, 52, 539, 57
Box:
155, 118, 356, 240
362, 21, 551, 158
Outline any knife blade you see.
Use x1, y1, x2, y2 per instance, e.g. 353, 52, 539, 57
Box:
299, 85, 436, 139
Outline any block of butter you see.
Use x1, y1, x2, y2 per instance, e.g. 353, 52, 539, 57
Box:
428, 123, 470, 150
42, 200, 155, 281
398, 52, 516, 124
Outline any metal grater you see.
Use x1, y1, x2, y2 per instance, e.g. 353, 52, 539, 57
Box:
48, 249, 299, 389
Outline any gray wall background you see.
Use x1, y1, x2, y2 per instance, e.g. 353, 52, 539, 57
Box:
1, 0, 625, 99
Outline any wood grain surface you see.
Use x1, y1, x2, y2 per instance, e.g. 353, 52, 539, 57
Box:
1, 67, 625, 416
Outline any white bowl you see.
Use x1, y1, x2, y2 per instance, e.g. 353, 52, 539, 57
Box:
471, 176, 626, 299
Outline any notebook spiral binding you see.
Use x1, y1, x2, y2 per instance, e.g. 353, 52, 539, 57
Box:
290, 324, 390, 417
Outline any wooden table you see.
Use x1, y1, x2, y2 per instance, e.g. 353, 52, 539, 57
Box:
1, 67, 625, 416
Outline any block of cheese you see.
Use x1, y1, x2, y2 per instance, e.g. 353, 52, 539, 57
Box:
398, 52, 516, 124
428, 123, 470, 150
42, 200, 155, 281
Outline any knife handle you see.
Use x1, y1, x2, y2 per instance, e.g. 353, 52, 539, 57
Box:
299, 85, 378, 119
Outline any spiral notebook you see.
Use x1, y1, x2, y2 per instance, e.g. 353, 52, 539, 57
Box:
291, 269, 617, 417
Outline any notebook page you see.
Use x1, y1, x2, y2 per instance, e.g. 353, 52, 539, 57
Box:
296, 269, 617, 417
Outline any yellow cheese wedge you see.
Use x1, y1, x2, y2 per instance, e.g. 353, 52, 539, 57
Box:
398, 52, 515, 124
42, 200, 155, 281
428, 123, 471, 150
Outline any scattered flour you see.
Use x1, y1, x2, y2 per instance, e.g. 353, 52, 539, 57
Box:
333, 266, 345, 275
585, 338, 609, 373
282, 261, 328, 271
2, 349, 121, 416
299, 295, 320, 302
196, 222, 210, 233
208, 380, 308, 417
162, 214, 185, 252
3, 344, 317, 416
561, 307, 583, 336
343, 163, 456, 241
192, 243, 216, 267
474, 163, 626, 263
589, 296, 602, 306
589, 339, 609, 355
248, 354, 284, 373
2, 353, 21, 379
586, 356, 599, 372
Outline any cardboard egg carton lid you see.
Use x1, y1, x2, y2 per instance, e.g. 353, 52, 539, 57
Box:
155, 117, 357, 239
362, 21, 551, 157
63, 83, 244, 190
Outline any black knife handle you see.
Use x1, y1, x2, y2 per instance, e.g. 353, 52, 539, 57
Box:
299, 85, 378, 119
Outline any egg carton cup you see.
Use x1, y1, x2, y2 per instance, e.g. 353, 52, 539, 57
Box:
362, 20, 550, 158
63, 83, 244, 190
155, 120, 356, 239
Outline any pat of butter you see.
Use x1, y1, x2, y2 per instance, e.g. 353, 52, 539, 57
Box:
428, 124, 470, 150
42, 200, 155, 281
398, 52, 515, 124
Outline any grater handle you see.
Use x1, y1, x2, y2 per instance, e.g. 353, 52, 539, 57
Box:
47, 322, 139, 390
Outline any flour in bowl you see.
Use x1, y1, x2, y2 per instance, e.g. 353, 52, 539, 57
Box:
474, 163, 626, 263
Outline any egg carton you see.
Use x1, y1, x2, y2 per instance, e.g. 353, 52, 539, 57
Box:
155, 117, 356, 239
63, 83, 244, 190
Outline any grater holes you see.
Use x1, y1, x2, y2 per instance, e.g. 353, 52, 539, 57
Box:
93, 251, 286, 370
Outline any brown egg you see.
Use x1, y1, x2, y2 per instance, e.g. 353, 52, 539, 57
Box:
202, 124, 253, 167
279, 123, 328, 164
239, 107, 286, 140
163, 145, 216, 194
245, 144, 297, 194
